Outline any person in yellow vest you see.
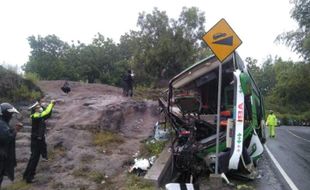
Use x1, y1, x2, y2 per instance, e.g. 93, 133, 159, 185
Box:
266, 110, 277, 138
23, 100, 55, 183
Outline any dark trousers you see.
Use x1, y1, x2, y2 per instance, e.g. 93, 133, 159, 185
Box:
122, 83, 133, 97
0, 176, 3, 189
0, 173, 3, 188
42, 138, 47, 159
23, 138, 45, 181
127, 88, 133, 97
0, 158, 4, 187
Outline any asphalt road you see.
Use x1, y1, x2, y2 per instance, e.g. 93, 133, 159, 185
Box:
265, 126, 310, 190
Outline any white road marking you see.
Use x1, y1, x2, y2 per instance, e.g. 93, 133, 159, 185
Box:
287, 130, 310, 143
264, 144, 299, 190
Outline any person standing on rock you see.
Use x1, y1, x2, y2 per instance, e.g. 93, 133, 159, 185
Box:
23, 100, 56, 183
123, 70, 134, 97
0, 103, 21, 188
28, 97, 49, 161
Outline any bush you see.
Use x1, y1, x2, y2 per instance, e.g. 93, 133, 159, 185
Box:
0, 66, 42, 102
24, 72, 40, 83
11, 84, 41, 102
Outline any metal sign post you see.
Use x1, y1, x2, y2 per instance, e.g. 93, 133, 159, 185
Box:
215, 60, 222, 175
202, 19, 242, 176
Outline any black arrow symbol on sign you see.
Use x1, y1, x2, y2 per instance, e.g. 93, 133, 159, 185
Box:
213, 36, 233, 46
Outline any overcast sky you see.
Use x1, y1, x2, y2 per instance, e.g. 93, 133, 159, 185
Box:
0, 0, 302, 69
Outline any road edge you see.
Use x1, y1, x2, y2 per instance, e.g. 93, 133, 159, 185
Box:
264, 144, 299, 190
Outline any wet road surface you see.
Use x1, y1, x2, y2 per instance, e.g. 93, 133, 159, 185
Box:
265, 126, 310, 190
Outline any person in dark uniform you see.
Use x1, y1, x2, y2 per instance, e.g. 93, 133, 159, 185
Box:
23, 100, 55, 183
28, 97, 49, 161
123, 70, 133, 97
0, 103, 20, 188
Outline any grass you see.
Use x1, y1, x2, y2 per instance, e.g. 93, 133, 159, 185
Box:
139, 123, 170, 157
126, 174, 155, 190
72, 166, 91, 178
92, 131, 124, 148
73, 169, 106, 184
2, 181, 31, 190
133, 86, 164, 101
72, 167, 106, 184
89, 171, 106, 184
140, 139, 167, 157
73, 167, 113, 189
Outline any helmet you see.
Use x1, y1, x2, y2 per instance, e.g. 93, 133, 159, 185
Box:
0, 103, 19, 123
269, 110, 273, 114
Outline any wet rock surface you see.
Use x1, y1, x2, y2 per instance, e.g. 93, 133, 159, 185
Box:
3, 81, 159, 190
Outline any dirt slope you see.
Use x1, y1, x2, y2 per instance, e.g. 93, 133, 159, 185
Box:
4, 80, 159, 190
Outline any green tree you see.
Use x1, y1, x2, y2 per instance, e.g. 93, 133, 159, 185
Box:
247, 56, 276, 96
124, 7, 210, 86
246, 57, 260, 79
61, 42, 82, 81
91, 33, 122, 84
23, 7, 212, 87
277, 0, 310, 61
272, 59, 310, 111
74, 43, 101, 83
260, 58, 310, 121
23, 35, 70, 79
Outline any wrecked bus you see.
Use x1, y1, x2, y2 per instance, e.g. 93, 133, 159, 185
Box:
158, 53, 266, 184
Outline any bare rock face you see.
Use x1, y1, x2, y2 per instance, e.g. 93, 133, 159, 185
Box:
4, 81, 159, 190
98, 101, 148, 131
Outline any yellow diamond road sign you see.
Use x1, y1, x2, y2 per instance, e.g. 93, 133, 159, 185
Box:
203, 18, 242, 62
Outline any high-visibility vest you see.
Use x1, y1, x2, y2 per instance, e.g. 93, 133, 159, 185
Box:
267, 114, 277, 126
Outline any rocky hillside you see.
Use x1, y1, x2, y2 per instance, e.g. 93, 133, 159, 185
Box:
3, 80, 159, 190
